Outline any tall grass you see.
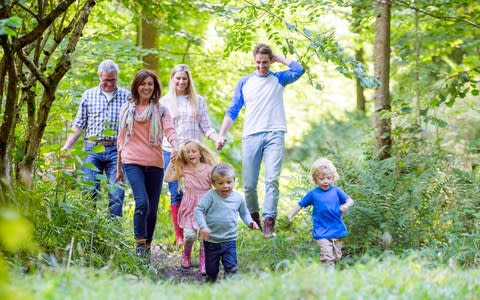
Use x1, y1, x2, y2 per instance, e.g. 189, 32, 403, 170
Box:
8, 255, 480, 299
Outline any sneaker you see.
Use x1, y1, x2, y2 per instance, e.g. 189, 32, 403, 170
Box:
263, 218, 276, 238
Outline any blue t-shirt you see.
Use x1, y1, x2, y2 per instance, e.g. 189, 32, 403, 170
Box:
298, 186, 349, 240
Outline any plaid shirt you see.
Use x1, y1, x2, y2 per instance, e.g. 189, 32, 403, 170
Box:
161, 95, 216, 150
72, 86, 130, 141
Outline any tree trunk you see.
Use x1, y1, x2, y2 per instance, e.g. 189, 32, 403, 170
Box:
355, 47, 367, 112
140, 15, 159, 71
374, 0, 392, 159
17, 0, 96, 186
0, 39, 18, 183
0, 0, 96, 192
414, 9, 421, 126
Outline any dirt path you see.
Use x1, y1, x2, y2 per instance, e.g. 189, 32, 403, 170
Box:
150, 244, 206, 284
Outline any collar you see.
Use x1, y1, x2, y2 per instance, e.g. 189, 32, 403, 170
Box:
254, 70, 272, 77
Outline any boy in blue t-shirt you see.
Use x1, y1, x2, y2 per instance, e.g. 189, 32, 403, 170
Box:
288, 158, 354, 267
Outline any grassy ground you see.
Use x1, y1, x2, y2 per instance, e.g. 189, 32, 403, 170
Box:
6, 255, 480, 299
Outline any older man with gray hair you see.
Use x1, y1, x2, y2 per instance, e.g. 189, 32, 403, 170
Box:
62, 59, 130, 217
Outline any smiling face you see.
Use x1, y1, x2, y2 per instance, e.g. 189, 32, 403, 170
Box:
255, 53, 272, 75
138, 76, 154, 102
172, 71, 189, 95
183, 141, 202, 166
313, 172, 334, 191
212, 175, 235, 197
99, 71, 117, 93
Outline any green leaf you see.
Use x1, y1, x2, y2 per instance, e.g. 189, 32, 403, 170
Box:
303, 28, 312, 37
286, 22, 296, 31
91, 144, 105, 153
83, 162, 99, 171
315, 83, 323, 91
471, 89, 479, 96
336, 66, 348, 75
400, 107, 412, 114
60, 203, 73, 215
102, 128, 116, 137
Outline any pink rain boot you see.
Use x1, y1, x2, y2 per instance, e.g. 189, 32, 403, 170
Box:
199, 243, 206, 276
181, 240, 193, 269
170, 203, 183, 246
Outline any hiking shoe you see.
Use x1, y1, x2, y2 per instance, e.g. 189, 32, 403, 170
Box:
263, 218, 276, 238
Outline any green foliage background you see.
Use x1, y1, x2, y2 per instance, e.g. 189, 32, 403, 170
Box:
1, 0, 479, 298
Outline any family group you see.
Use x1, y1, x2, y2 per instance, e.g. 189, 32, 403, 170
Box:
61, 43, 353, 282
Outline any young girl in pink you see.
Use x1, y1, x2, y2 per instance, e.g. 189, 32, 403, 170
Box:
165, 139, 217, 275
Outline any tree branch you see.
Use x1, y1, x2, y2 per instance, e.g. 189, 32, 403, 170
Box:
17, 2, 40, 21
49, 0, 96, 84
14, 0, 77, 49
393, 0, 480, 29
40, 8, 79, 73
17, 49, 50, 88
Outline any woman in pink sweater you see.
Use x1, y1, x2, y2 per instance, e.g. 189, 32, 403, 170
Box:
117, 69, 179, 260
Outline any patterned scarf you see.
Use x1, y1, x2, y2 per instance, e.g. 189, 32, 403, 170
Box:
119, 101, 163, 147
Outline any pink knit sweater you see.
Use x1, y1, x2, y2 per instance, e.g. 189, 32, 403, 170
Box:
118, 109, 177, 168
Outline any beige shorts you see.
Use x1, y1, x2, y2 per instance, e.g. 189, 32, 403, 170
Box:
316, 238, 343, 266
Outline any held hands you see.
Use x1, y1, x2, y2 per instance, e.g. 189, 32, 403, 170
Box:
170, 149, 178, 162
200, 227, 211, 241
215, 136, 227, 151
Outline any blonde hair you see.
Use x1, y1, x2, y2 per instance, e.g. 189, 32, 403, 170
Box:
311, 158, 340, 181
163, 64, 200, 119
174, 139, 217, 176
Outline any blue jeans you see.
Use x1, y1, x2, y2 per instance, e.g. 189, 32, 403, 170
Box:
82, 143, 124, 217
123, 164, 164, 241
242, 131, 285, 220
163, 150, 183, 205
204, 240, 237, 282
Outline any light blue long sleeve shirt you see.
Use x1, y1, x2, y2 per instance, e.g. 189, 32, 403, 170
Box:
195, 189, 253, 243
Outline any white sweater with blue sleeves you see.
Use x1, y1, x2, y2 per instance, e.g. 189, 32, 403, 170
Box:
226, 61, 304, 137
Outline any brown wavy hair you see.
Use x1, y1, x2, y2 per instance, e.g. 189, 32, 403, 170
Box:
130, 69, 162, 104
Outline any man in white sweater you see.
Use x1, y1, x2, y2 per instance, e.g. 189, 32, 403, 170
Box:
218, 43, 305, 238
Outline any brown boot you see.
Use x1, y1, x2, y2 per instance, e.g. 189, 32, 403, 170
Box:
136, 238, 148, 260
263, 218, 276, 238
250, 212, 262, 230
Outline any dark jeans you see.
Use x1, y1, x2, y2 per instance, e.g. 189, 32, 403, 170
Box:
82, 143, 124, 217
163, 150, 183, 205
204, 240, 238, 282
123, 164, 164, 241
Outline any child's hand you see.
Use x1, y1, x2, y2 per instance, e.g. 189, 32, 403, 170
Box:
276, 215, 292, 230
340, 204, 349, 212
199, 227, 211, 240
249, 221, 259, 230
170, 151, 178, 162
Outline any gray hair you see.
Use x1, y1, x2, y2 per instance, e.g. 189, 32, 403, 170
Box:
98, 59, 119, 75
